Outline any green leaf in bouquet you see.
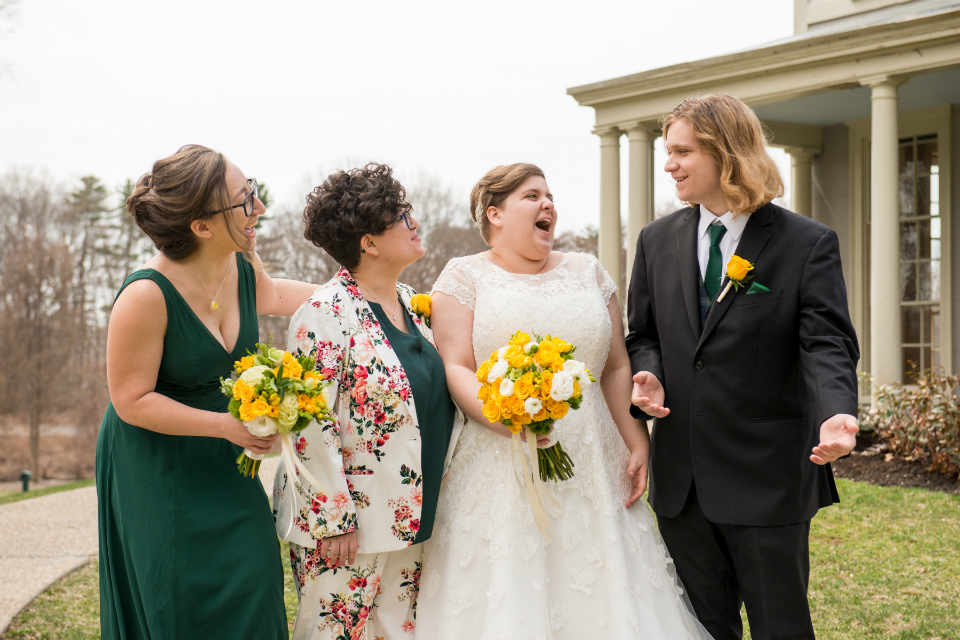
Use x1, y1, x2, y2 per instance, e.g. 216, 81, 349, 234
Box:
228, 398, 242, 420
298, 355, 314, 372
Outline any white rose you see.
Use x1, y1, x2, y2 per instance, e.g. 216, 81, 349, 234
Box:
239, 365, 271, 385
498, 346, 509, 359
549, 371, 576, 401
524, 397, 543, 416
499, 378, 515, 397
320, 382, 336, 408
244, 414, 278, 437
562, 359, 591, 386
488, 359, 509, 382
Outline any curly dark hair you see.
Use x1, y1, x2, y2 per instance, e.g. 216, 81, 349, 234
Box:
303, 163, 412, 269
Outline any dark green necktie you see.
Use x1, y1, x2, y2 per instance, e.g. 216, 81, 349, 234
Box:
704, 222, 728, 301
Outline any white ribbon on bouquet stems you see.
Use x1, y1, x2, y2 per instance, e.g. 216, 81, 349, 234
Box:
510, 426, 562, 543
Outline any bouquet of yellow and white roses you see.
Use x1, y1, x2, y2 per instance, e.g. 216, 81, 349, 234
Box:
221, 343, 336, 479
476, 331, 594, 540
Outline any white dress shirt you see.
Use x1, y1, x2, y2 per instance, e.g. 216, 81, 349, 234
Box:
697, 205, 752, 281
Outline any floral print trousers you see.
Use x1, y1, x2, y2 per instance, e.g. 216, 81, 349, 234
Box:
290, 541, 422, 640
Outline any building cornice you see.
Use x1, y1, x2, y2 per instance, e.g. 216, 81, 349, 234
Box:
567, 10, 960, 109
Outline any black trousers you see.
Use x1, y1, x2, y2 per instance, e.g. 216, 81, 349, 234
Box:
657, 485, 815, 640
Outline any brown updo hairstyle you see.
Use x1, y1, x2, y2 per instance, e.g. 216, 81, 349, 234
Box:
302, 162, 412, 270
662, 94, 784, 216
126, 144, 244, 260
469, 163, 545, 245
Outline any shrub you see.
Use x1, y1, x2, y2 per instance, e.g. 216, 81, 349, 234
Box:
860, 370, 960, 480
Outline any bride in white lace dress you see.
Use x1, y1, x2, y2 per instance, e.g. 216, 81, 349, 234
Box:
416, 164, 711, 640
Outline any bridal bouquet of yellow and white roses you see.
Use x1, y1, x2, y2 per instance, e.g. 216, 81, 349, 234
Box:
476, 331, 594, 540
220, 343, 336, 478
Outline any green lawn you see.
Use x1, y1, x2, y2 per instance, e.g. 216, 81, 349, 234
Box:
0, 479, 96, 507
3, 479, 958, 639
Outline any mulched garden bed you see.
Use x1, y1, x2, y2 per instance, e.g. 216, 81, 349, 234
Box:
832, 431, 960, 495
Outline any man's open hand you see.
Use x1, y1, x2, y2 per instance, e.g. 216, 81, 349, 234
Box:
811, 413, 859, 465
632, 372, 670, 418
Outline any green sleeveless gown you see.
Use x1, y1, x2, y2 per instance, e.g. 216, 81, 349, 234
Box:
96, 254, 287, 639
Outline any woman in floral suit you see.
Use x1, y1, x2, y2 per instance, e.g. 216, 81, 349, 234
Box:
273, 163, 459, 640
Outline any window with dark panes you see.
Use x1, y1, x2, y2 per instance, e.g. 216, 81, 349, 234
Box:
899, 135, 940, 383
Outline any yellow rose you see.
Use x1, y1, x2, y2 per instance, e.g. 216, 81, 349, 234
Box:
250, 398, 271, 418
726, 255, 754, 282
509, 331, 530, 346
548, 400, 569, 420
410, 294, 432, 317
550, 337, 572, 354
490, 378, 503, 400
535, 341, 559, 367
509, 396, 525, 415
540, 371, 554, 396
482, 399, 501, 422
267, 405, 280, 418
281, 358, 303, 379
239, 384, 255, 403
239, 401, 257, 422
504, 345, 524, 361
478, 386, 490, 403
477, 359, 493, 383
234, 355, 255, 373
513, 377, 531, 399
232, 379, 248, 401
533, 407, 549, 422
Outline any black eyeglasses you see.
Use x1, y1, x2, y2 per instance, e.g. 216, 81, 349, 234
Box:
393, 209, 414, 230
205, 179, 259, 217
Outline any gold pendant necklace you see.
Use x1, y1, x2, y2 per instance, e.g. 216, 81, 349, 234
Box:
357, 281, 400, 322
192, 260, 230, 310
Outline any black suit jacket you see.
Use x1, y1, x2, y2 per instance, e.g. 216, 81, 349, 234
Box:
625, 203, 860, 527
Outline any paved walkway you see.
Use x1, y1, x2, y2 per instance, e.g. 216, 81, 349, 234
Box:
0, 457, 281, 633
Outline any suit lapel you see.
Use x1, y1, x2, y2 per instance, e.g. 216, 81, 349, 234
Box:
695, 205, 772, 352
676, 206, 702, 341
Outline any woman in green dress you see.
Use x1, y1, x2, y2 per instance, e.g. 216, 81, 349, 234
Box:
97, 144, 319, 639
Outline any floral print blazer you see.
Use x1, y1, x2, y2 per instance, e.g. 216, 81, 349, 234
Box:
273, 267, 439, 554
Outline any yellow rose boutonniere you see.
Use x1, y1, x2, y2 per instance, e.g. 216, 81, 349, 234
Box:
717, 255, 755, 302
410, 293, 432, 327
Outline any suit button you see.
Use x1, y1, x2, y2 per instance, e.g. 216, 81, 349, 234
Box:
695, 360, 704, 369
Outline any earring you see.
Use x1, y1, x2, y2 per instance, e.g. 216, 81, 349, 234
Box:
360, 248, 366, 253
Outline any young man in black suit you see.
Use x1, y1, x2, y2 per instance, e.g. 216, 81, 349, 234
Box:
626, 94, 860, 640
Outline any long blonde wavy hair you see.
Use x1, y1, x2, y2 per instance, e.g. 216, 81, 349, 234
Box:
662, 94, 784, 216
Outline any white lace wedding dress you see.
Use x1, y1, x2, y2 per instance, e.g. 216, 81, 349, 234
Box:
416, 252, 711, 640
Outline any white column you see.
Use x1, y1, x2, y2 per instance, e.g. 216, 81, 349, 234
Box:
867, 77, 904, 385
596, 126, 623, 296
786, 147, 816, 217
625, 124, 656, 290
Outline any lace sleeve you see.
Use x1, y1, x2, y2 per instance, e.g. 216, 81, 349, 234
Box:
431, 257, 477, 310
593, 255, 618, 305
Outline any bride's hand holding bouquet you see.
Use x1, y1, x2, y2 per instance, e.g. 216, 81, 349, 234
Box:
476, 330, 594, 540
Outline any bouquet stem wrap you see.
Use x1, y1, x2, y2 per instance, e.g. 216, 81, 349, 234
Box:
510, 428, 562, 543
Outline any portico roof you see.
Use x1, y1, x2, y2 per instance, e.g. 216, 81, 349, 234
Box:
567, 5, 960, 132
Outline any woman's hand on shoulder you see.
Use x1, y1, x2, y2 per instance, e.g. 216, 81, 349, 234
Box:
250, 252, 320, 316
107, 279, 167, 423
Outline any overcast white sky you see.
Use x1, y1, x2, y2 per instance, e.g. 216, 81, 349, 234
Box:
0, 0, 794, 234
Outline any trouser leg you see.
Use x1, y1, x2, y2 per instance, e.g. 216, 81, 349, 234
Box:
716, 519, 814, 640
656, 486, 743, 640
289, 542, 383, 640
368, 543, 422, 640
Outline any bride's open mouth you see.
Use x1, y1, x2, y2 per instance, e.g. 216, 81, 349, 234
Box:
243, 224, 256, 239
535, 218, 552, 233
